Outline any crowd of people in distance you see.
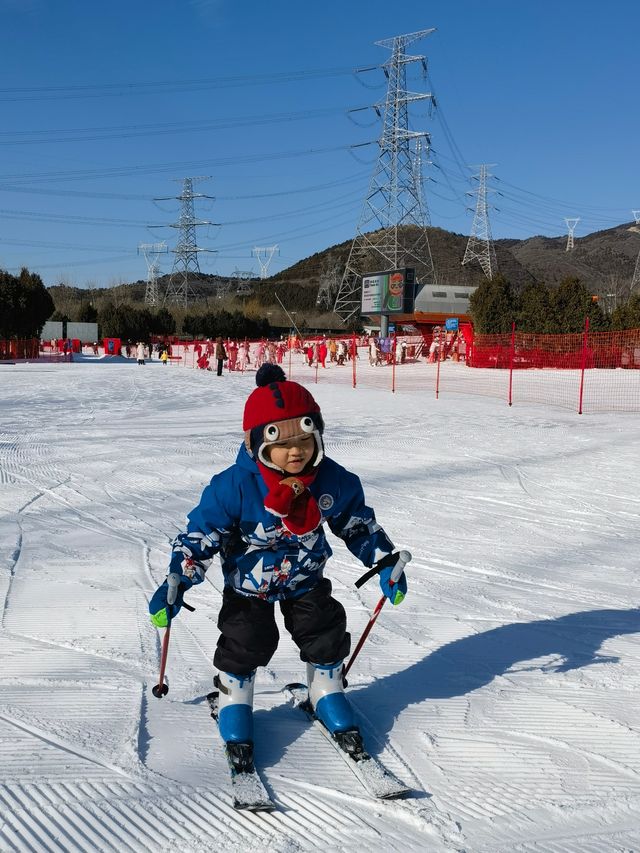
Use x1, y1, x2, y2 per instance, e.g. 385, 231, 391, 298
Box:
55, 329, 470, 371
302, 337, 354, 368
426, 327, 466, 363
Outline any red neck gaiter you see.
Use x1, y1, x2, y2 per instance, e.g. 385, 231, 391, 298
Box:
257, 461, 322, 536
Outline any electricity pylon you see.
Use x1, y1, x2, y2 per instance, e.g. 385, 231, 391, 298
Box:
316, 261, 341, 310
564, 217, 580, 252
153, 177, 217, 308
333, 28, 436, 324
233, 269, 254, 296
631, 210, 640, 292
252, 245, 279, 279
462, 165, 498, 280
138, 242, 167, 307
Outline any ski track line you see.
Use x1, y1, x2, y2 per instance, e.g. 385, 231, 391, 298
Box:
516, 466, 639, 529
531, 686, 640, 737
422, 559, 628, 610
279, 783, 454, 847
382, 483, 615, 536
3, 468, 145, 549
0, 712, 136, 781
473, 805, 640, 853
427, 719, 640, 826
0, 625, 151, 678
351, 695, 431, 794
498, 463, 532, 498
502, 728, 640, 784
1, 519, 24, 629
54, 480, 169, 542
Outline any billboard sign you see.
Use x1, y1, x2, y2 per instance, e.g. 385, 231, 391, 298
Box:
361, 268, 415, 315
445, 317, 459, 331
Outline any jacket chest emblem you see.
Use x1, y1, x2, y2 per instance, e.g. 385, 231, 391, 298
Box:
318, 493, 334, 512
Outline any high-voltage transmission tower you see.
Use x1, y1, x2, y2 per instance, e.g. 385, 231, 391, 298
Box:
316, 261, 341, 310
333, 28, 436, 323
137, 242, 168, 307
252, 245, 279, 279
233, 269, 254, 296
564, 217, 580, 252
153, 177, 217, 308
631, 210, 640, 292
462, 165, 498, 280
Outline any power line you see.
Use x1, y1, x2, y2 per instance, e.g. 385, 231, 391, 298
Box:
0, 106, 361, 147
0, 171, 370, 202
0, 142, 366, 185
0, 185, 366, 229
0, 64, 378, 102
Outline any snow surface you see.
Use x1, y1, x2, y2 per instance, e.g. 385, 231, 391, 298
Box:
1, 358, 639, 852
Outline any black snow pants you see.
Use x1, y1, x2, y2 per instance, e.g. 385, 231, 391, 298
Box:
213, 578, 350, 677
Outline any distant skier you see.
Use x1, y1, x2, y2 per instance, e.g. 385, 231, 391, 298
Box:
149, 363, 407, 770
214, 336, 227, 377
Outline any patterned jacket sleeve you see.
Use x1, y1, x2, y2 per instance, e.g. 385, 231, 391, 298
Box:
168, 469, 239, 581
326, 470, 394, 568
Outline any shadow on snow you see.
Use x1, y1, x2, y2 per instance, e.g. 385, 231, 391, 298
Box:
256, 608, 640, 764
349, 607, 640, 742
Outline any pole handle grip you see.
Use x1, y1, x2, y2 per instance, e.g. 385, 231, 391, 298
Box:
166, 573, 180, 606
390, 550, 412, 585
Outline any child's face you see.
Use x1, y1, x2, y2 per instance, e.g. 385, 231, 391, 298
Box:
266, 433, 316, 474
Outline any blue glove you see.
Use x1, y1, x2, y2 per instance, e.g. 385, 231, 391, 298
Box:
149, 573, 193, 628
378, 554, 408, 606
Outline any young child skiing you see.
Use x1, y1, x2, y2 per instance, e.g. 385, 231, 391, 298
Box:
149, 364, 408, 772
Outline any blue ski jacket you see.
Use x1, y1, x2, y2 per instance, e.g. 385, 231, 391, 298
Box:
168, 444, 394, 602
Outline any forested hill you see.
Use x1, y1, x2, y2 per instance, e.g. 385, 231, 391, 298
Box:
48, 221, 640, 316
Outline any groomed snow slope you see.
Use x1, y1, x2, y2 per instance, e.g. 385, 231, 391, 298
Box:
0, 361, 639, 852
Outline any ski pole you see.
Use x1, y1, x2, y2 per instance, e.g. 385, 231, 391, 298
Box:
343, 550, 412, 685
152, 574, 195, 699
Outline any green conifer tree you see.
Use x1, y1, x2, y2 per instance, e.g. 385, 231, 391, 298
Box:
468, 275, 516, 333
517, 281, 557, 333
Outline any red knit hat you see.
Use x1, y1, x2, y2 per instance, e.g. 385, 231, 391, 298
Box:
243, 364, 324, 470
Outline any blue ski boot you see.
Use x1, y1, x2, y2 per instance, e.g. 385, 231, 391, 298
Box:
307, 661, 358, 734
215, 670, 256, 747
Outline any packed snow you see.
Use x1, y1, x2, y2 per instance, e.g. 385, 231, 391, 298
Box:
1, 356, 639, 852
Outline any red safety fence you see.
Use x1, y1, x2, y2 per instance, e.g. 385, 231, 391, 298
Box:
468, 328, 640, 371
448, 323, 640, 412
287, 324, 640, 414
1, 338, 50, 360
15, 327, 640, 414
1, 339, 76, 361
172, 327, 636, 414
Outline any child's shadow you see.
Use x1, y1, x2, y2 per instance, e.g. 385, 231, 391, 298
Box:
257, 608, 640, 764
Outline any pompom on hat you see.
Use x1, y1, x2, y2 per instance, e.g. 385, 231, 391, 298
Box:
243, 364, 324, 471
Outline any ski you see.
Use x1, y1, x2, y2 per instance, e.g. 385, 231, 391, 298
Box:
206, 691, 275, 812
284, 682, 411, 801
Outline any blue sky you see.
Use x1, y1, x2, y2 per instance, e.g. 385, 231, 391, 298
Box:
0, 0, 637, 288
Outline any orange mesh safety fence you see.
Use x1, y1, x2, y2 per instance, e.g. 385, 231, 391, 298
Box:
582, 328, 640, 413
289, 327, 640, 414
120, 329, 640, 414
457, 327, 640, 412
